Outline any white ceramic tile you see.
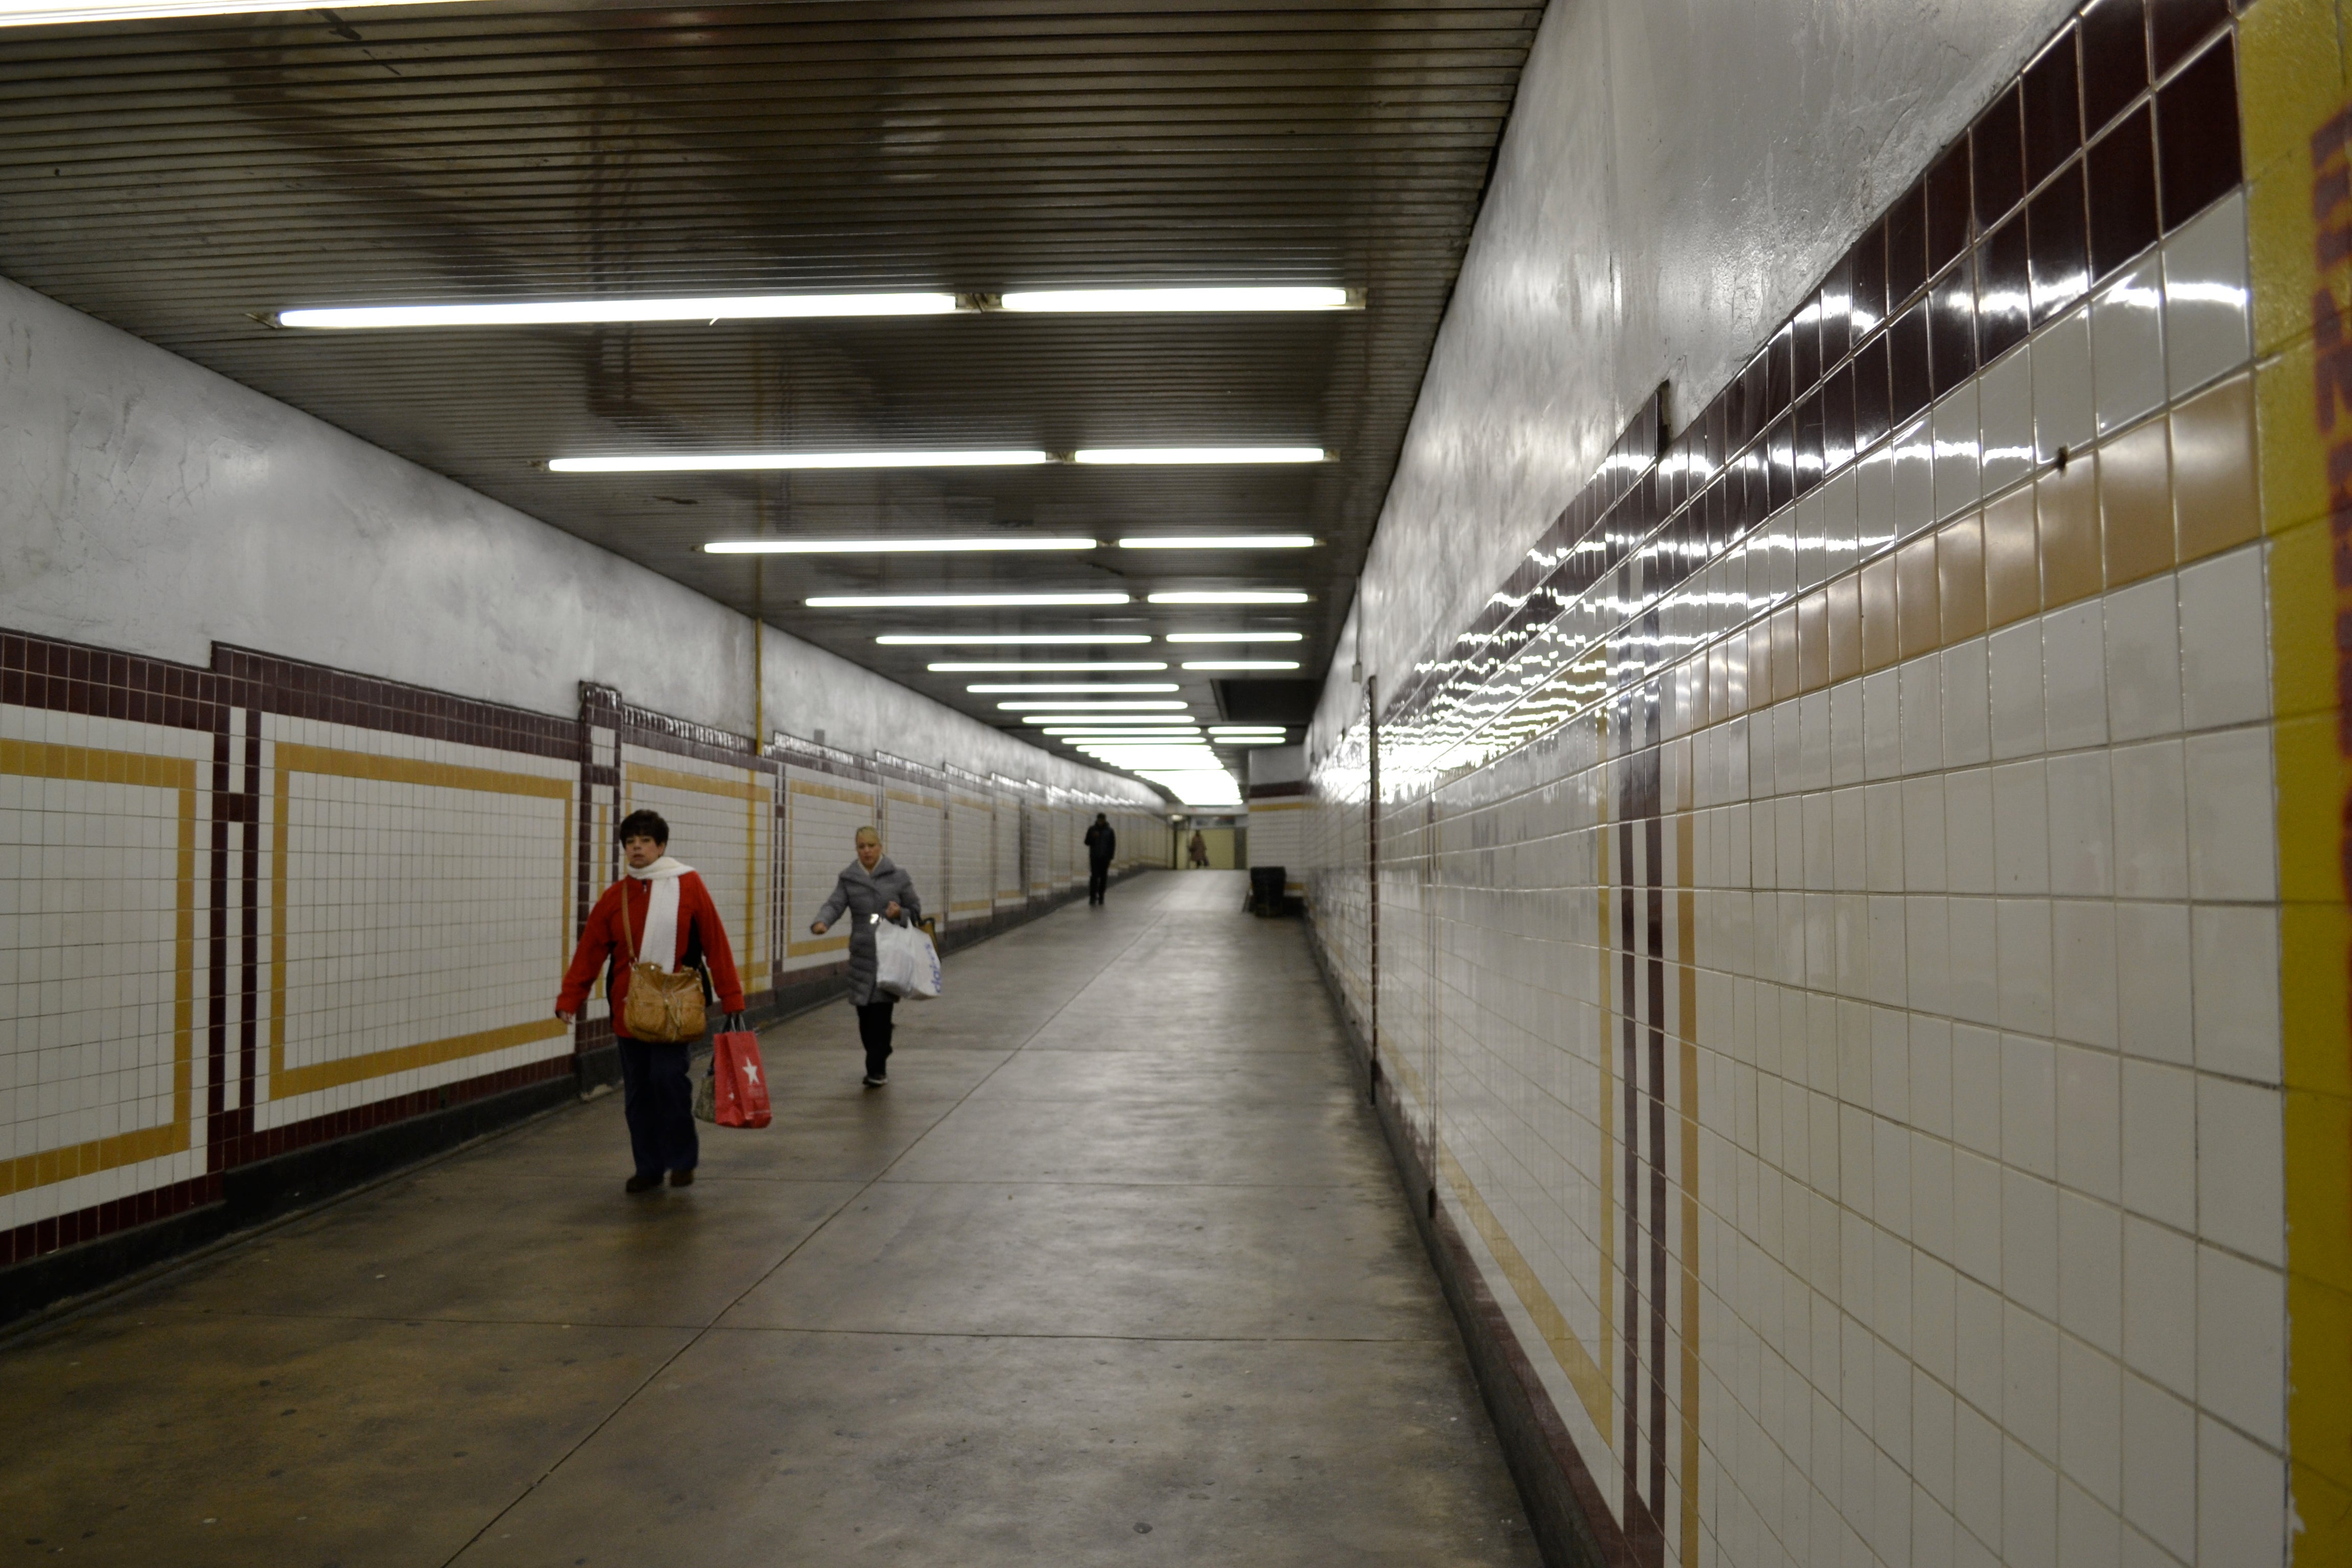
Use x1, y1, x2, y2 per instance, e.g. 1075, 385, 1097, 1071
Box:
2174, 548, 2268, 731
2035, 308, 2097, 466
1979, 347, 2037, 497
2181, 728, 2275, 902
2189, 905, 2282, 1085
2002, 1032, 2059, 1179
2004, 1168, 2061, 1318
1997, 1436, 2059, 1568
1989, 622, 2048, 760
2121, 1214, 2197, 1396
2052, 900, 2121, 1049
2060, 1334, 2125, 1507
2120, 1061, 2198, 1230
1992, 761, 2051, 895
2056, 1042, 2123, 1201
1946, 769, 1996, 894
2092, 262, 2167, 435
1948, 898, 1999, 1027
2046, 751, 2115, 897
1902, 655, 1947, 775
1863, 668, 1903, 779
2059, 1478, 2124, 1568
1954, 1395, 2006, 1547
1996, 898, 2055, 1036
2193, 1245, 2284, 1447
2098, 559, 2179, 757
2194, 1076, 2284, 1266
1952, 1024, 2002, 1158
1893, 418, 1937, 540
1866, 781, 1905, 893
1944, 640, 1993, 768
2196, 1414, 2285, 1567
1857, 440, 1899, 556
2059, 1189, 2125, 1359
2042, 602, 2110, 750
1933, 385, 1984, 523
2110, 741, 2190, 900
2160, 191, 2251, 397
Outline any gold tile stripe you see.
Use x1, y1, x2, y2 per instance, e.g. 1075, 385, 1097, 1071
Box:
0, 739, 196, 1196
624, 758, 768, 992
271, 742, 571, 1101
1246, 799, 1312, 813
1437, 1144, 1615, 1439
1675, 807, 1701, 1568
1596, 751, 1618, 1443
2243, 2, 2352, 1550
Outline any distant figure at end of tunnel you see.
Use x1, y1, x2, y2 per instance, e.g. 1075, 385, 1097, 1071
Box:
1084, 812, 1116, 905
810, 825, 922, 1087
1188, 828, 1210, 869
557, 810, 746, 1196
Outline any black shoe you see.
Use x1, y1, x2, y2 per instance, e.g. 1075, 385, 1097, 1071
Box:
668, 1168, 695, 1188
862, 1072, 887, 1087
625, 1172, 662, 1194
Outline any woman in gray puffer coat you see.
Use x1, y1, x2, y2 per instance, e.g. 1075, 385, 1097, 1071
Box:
810, 825, 923, 1086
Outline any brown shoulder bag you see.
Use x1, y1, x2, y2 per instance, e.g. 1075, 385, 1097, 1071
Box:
619, 882, 707, 1043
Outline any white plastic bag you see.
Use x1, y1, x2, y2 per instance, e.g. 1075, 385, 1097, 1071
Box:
871, 915, 943, 1000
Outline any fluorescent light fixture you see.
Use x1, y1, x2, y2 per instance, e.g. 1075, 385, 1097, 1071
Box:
278, 292, 959, 331
996, 699, 1188, 711
1208, 725, 1288, 733
1162, 631, 1303, 643
1137, 771, 1242, 806
808, 592, 1129, 608
965, 683, 1177, 694
706, 536, 1093, 555
1117, 534, 1317, 550
1043, 728, 1201, 736
1000, 287, 1354, 313
1073, 447, 1327, 465
553, 450, 1052, 474
1034, 721, 1200, 732
878, 633, 1149, 646
1146, 591, 1309, 605
1020, 713, 1194, 725
926, 661, 1166, 673
1215, 737, 1289, 745
1181, 659, 1301, 671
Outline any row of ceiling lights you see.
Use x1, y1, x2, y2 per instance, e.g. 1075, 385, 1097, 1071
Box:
280, 285, 1338, 801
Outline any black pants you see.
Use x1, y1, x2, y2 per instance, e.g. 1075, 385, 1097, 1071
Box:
856, 1000, 895, 1077
1087, 864, 1110, 903
617, 1037, 699, 1177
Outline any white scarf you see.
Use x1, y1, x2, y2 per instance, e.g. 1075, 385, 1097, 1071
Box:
624, 856, 692, 971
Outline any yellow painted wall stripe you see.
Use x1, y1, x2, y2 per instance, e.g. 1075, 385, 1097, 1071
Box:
2242, 0, 2352, 1550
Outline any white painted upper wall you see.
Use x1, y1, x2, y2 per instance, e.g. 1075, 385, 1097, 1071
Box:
0, 274, 1157, 800
1313, 0, 2075, 755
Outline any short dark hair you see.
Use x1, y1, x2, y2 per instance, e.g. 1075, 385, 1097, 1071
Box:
618, 809, 669, 846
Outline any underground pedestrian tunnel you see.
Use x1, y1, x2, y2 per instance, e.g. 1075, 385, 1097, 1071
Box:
0, 1, 2334, 1564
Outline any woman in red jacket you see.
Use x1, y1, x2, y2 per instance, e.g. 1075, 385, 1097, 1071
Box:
557, 810, 746, 1193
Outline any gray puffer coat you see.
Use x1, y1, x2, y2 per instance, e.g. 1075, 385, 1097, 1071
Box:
816, 856, 923, 1005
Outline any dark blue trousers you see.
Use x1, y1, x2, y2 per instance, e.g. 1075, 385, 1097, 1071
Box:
617, 1038, 699, 1177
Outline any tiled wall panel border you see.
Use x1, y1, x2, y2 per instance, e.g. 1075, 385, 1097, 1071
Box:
2, 629, 1165, 1322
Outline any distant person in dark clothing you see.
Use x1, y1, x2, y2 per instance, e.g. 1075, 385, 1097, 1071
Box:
1084, 812, 1116, 904
1187, 829, 1210, 869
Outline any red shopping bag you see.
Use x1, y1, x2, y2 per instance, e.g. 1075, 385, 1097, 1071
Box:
710, 1031, 772, 1129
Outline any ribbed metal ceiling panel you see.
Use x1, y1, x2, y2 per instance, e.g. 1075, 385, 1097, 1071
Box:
0, 0, 1540, 746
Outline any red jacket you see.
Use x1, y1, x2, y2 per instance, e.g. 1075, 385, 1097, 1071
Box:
558, 871, 746, 1037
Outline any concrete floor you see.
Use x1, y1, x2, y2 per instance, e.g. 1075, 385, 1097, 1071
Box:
0, 871, 1538, 1567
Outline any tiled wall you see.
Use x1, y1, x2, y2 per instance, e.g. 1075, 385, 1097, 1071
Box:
1300, 2, 2341, 1562
1, 639, 1164, 1279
